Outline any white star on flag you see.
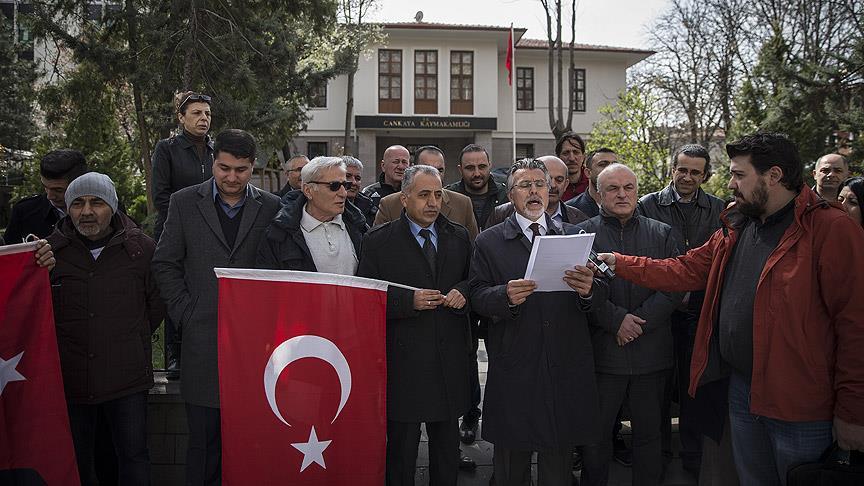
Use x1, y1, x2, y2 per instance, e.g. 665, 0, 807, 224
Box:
291, 425, 332, 472
0, 351, 26, 396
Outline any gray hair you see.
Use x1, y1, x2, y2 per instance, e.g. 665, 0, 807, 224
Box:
506, 158, 552, 192
301, 156, 346, 184
596, 163, 638, 191
284, 154, 309, 170
341, 155, 363, 171
402, 165, 441, 193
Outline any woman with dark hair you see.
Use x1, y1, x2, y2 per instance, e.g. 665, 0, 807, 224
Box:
151, 90, 214, 380
838, 176, 863, 228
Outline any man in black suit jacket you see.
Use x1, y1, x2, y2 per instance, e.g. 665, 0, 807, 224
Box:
357, 164, 473, 486
5, 149, 87, 244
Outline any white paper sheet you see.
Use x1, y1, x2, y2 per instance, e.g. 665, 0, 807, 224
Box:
523, 233, 596, 292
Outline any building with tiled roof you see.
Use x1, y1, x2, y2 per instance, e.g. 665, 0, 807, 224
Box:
293, 19, 654, 184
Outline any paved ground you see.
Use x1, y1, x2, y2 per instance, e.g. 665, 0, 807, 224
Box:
154, 342, 699, 486
411, 342, 699, 486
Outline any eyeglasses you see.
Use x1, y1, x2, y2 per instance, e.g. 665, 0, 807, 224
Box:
179, 94, 212, 110
675, 167, 704, 177
513, 180, 548, 190
308, 181, 353, 192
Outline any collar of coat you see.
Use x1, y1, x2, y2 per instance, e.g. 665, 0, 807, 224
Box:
271, 188, 366, 233
656, 182, 713, 209
720, 185, 829, 234
177, 130, 214, 150
50, 211, 144, 259
502, 212, 561, 241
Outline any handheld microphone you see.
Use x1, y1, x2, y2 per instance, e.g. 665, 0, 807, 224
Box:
588, 249, 615, 279
577, 229, 615, 279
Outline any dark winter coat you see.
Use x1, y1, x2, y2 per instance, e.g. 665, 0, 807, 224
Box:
152, 179, 280, 407
469, 214, 609, 451
357, 213, 473, 422
575, 214, 682, 375
48, 212, 165, 404
151, 131, 214, 241
256, 190, 367, 271
4, 194, 61, 244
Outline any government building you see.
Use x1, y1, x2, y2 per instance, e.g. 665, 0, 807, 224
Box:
293, 20, 653, 185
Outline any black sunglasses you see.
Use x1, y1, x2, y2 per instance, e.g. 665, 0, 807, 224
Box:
308, 181, 353, 192
179, 94, 212, 110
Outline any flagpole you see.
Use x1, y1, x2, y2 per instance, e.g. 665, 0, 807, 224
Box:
511, 23, 517, 163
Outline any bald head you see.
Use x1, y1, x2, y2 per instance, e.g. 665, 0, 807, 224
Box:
813, 153, 849, 200
538, 156, 569, 208
381, 145, 410, 188
597, 163, 639, 223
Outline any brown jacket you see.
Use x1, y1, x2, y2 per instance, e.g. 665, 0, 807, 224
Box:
48, 212, 165, 404
373, 188, 479, 239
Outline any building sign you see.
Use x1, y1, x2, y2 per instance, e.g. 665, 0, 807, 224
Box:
355, 115, 497, 130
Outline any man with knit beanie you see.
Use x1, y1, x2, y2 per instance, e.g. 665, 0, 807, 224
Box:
47, 172, 165, 486
151, 91, 213, 380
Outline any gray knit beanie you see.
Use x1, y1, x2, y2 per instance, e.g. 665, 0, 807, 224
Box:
64, 172, 118, 214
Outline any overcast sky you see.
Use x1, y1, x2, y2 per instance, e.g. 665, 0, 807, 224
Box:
369, 0, 670, 49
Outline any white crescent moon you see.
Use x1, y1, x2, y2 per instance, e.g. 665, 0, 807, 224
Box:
263, 335, 352, 427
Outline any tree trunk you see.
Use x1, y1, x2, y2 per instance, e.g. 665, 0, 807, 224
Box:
544, 3, 556, 132
343, 63, 356, 155
565, 0, 576, 130
555, 0, 563, 126
125, 0, 154, 215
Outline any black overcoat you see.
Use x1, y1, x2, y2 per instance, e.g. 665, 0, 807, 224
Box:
469, 213, 608, 452
357, 212, 473, 422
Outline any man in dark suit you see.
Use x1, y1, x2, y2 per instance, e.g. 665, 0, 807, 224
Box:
5, 149, 87, 244
470, 158, 608, 485
486, 155, 588, 228
357, 165, 473, 486
152, 129, 281, 486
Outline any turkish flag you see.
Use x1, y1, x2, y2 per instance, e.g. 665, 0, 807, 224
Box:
0, 243, 79, 485
217, 269, 388, 486
506, 27, 514, 85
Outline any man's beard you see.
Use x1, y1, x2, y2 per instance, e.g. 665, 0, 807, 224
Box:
736, 180, 769, 219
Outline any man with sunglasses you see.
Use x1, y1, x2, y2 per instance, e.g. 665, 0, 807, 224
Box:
151, 91, 214, 381
257, 156, 367, 272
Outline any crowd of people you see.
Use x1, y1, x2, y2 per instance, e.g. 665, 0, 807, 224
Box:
6, 91, 864, 486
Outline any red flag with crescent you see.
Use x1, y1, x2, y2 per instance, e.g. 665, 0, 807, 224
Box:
506, 26, 514, 85
217, 269, 387, 486
0, 243, 80, 485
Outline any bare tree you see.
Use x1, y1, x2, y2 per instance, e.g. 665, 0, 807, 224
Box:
337, 0, 384, 155
539, 0, 578, 140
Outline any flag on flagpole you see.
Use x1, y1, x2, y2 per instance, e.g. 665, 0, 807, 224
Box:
216, 269, 388, 486
506, 26, 514, 86
0, 243, 80, 486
